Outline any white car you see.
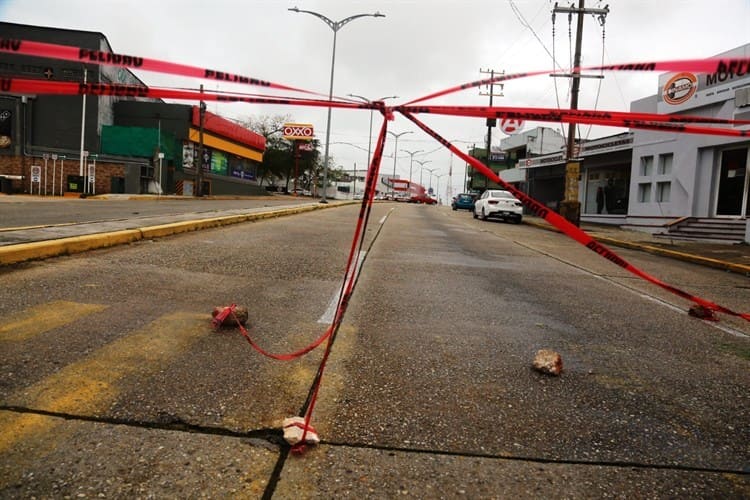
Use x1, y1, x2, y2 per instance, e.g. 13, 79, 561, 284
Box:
473, 189, 523, 223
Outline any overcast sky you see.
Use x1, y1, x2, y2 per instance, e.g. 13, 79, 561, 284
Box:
3, 0, 749, 196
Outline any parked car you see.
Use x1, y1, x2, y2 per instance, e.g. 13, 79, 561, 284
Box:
473, 189, 523, 223
451, 193, 477, 211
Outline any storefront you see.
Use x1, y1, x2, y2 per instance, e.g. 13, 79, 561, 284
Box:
579, 133, 633, 220
178, 106, 265, 196
105, 102, 266, 196
627, 43, 750, 229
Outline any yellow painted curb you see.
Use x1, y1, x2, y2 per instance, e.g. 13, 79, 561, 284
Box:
594, 236, 750, 275
523, 220, 750, 275
0, 229, 142, 265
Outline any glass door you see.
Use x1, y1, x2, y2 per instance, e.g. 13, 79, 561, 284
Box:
715, 147, 749, 217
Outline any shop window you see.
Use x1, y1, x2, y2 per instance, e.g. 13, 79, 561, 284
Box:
638, 183, 652, 203
640, 156, 653, 176
657, 153, 673, 175
656, 181, 671, 202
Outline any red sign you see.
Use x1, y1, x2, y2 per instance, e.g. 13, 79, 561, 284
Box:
662, 72, 698, 105
283, 123, 314, 140
499, 118, 524, 135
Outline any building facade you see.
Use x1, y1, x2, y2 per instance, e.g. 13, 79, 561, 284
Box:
0, 22, 266, 197
625, 43, 750, 230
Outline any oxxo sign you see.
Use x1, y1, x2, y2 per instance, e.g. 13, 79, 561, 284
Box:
282, 123, 314, 141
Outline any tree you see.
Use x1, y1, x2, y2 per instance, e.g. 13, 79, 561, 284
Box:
239, 114, 291, 188
239, 114, 323, 192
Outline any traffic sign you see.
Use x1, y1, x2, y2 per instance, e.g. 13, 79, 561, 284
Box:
31, 165, 41, 184
499, 118, 524, 135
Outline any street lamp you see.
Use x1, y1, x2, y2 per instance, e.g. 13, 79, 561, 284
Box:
348, 94, 398, 170
386, 131, 413, 197
434, 173, 447, 204
423, 167, 438, 194
289, 7, 385, 204
401, 148, 423, 191
415, 159, 432, 187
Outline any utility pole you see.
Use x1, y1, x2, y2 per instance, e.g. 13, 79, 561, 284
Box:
195, 84, 206, 197
552, 0, 609, 226
479, 68, 504, 191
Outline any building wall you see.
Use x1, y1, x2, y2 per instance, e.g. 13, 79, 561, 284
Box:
628, 78, 750, 226
0, 22, 158, 195
0, 154, 126, 195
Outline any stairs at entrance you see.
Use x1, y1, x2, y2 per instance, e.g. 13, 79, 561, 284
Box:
655, 217, 747, 243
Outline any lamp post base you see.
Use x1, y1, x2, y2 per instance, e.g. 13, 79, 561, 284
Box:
559, 200, 581, 227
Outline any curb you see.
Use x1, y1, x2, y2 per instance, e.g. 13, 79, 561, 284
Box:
0, 202, 353, 266
523, 220, 750, 276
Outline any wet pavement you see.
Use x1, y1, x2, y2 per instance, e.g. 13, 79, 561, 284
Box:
1, 194, 748, 276
1, 199, 748, 497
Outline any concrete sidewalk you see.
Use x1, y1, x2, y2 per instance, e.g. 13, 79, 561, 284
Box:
523, 216, 750, 276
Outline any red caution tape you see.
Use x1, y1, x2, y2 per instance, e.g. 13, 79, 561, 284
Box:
1, 77, 366, 111
405, 57, 750, 104
401, 111, 750, 323
295, 118, 391, 451
6, 77, 748, 139
398, 104, 750, 127
0, 37, 320, 96
396, 105, 750, 138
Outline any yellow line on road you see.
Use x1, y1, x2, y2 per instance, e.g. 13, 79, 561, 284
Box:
0, 311, 207, 456
0, 300, 108, 342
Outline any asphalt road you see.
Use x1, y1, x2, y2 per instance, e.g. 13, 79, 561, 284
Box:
0, 195, 311, 229
0, 203, 748, 498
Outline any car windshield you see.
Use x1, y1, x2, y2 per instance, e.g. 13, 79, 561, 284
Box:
459, 195, 473, 200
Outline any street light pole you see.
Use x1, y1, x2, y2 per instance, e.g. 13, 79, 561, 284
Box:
415, 159, 432, 187
386, 131, 412, 198
434, 173, 446, 204
289, 7, 385, 204
401, 148, 423, 192
348, 94, 398, 170
424, 167, 438, 194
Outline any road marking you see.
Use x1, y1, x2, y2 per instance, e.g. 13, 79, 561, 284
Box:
317, 209, 393, 325
0, 312, 207, 456
0, 301, 108, 342
319, 251, 366, 324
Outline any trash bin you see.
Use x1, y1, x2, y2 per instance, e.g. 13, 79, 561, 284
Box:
0, 177, 12, 194
67, 175, 84, 193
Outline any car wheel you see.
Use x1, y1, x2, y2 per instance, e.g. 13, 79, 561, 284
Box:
481, 208, 487, 220
473, 209, 478, 219
514, 215, 523, 224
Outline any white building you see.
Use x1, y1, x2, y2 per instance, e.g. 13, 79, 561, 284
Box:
626, 43, 750, 233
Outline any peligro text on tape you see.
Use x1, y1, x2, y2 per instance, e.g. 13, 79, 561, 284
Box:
0, 38, 318, 96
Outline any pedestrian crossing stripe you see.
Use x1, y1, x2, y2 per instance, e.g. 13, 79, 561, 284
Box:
0, 301, 108, 342
0, 311, 207, 456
